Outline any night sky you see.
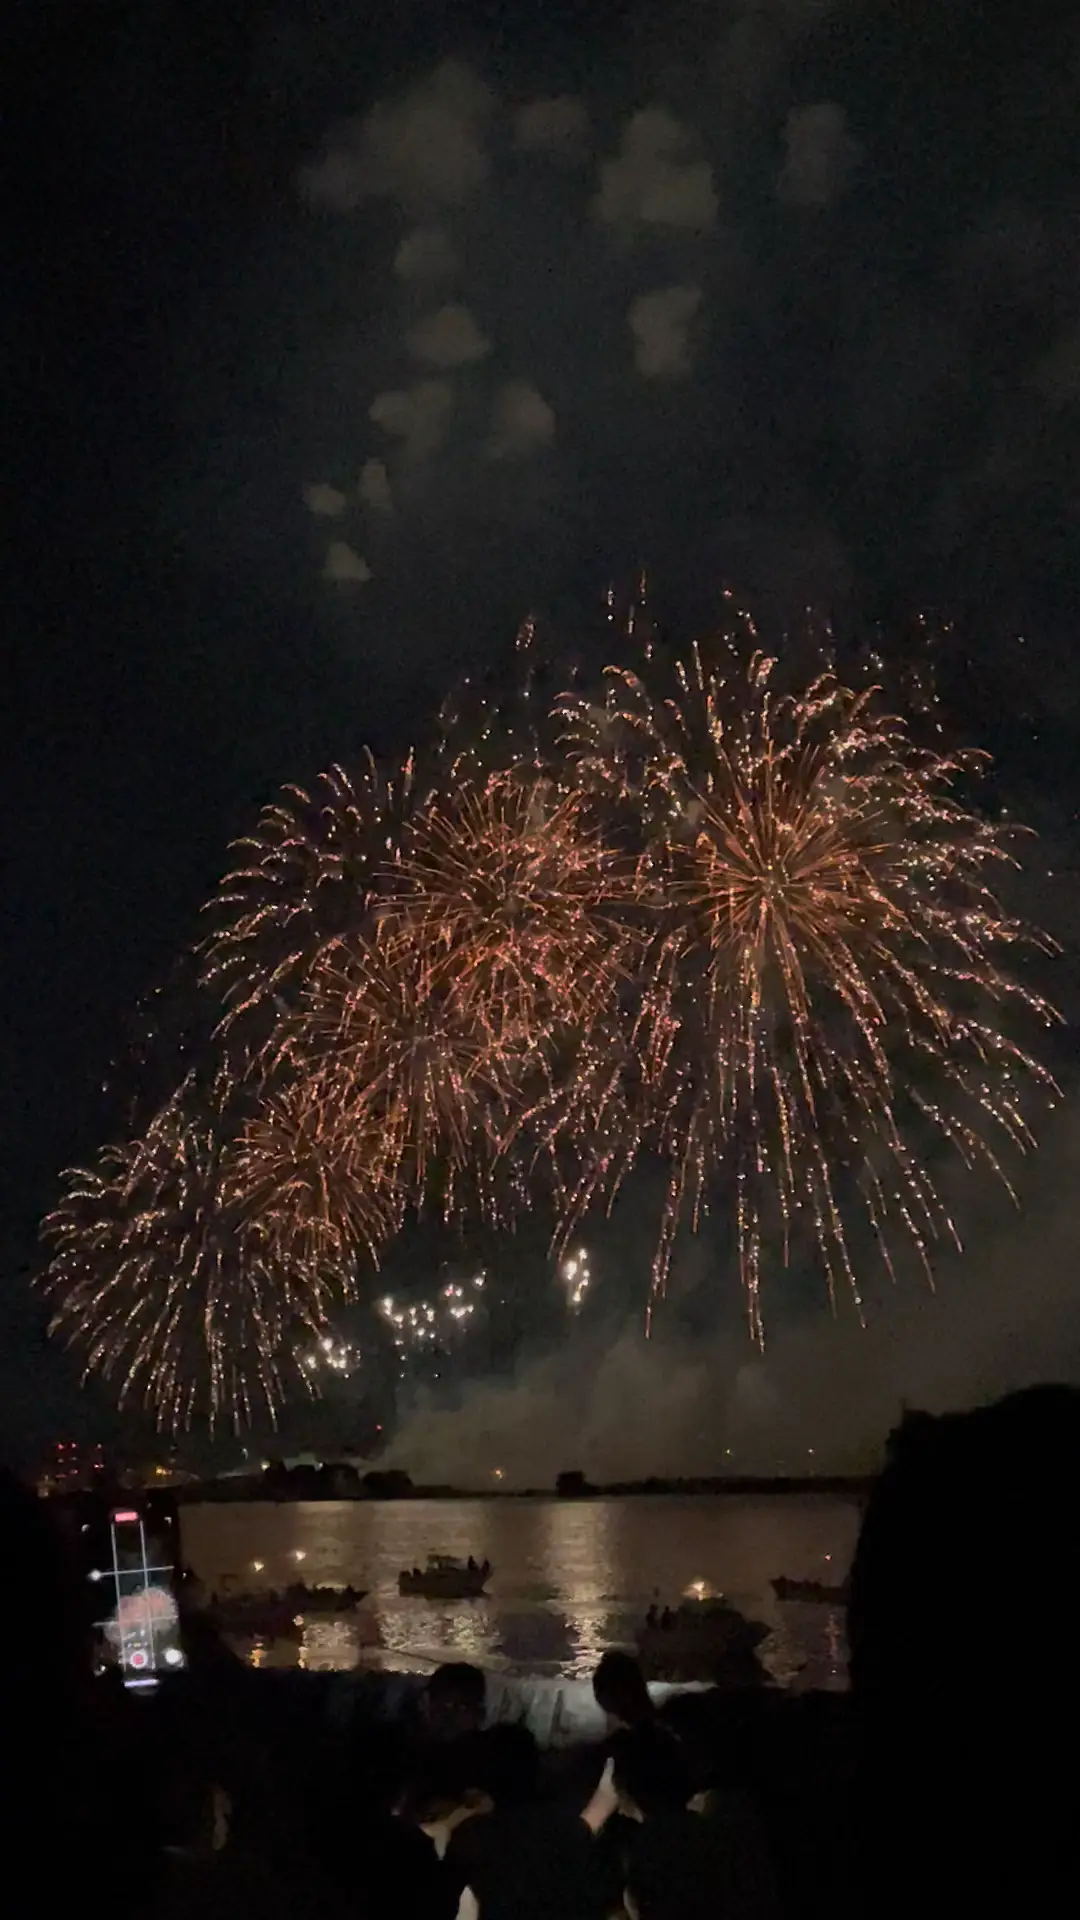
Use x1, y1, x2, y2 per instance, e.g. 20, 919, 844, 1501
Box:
8, 0, 1080, 1466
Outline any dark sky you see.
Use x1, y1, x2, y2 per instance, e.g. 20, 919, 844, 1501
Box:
8, 0, 1080, 1462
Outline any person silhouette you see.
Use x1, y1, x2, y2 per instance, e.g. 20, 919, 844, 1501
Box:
848, 1386, 1080, 1916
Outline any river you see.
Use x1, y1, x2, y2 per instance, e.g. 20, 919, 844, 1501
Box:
181, 1492, 860, 1689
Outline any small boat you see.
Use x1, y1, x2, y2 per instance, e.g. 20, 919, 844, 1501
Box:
637, 1594, 771, 1686
771, 1575, 849, 1605
282, 1581, 366, 1614
210, 1581, 366, 1635
398, 1554, 491, 1598
208, 1595, 302, 1638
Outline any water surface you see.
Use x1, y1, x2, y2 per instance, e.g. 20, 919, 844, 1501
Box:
182, 1493, 859, 1687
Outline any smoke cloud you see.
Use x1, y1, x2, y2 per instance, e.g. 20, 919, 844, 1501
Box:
299, 60, 494, 212
777, 102, 860, 208
628, 285, 703, 379
394, 226, 459, 286
322, 540, 372, 584
488, 381, 556, 459
302, 482, 347, 519
592, 108, 718, 233
407, 303, 492, 369
369, 378, 455, 463
358, 458, 394, 515
387, 1104, 1080, 1487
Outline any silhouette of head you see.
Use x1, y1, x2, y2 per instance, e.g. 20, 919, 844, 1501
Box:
424, 1661, 486, 1740
593, 1650, 654, 1728
0, 1468, 91, 1716
847, 1386, 1080, 1911
470, 1723, 541, 1805
849, 1384, 1080, 1712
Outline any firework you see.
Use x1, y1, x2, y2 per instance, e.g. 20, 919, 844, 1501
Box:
299, 1332, 360, 1377
40, 1088, 335, 1431
559, 1245, 592, 1311
41, 615, 1060, 1425
199, 753, 419, 1044
386, 771, 631, 1048
289, 930, 521, 1221
560, 643, 1059, 1333
379, 1274, 486, 1370
229, 1071, 398, 1274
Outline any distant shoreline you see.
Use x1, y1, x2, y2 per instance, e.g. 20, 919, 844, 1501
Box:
178, 1473, 872, 1505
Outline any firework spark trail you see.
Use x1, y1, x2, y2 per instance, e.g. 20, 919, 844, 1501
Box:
379, 1273, 486, 1371
287, 925, 539, 1230
229, 1071, 399, 1274
40, 1085, 335, 1431
198, 752, 420, 1045
275, 769, 638, 1225
385, 772, 633, 1045
40, 620, 1062, 1426
560, 644, 1060, 1335
559, 1244, 592, 1310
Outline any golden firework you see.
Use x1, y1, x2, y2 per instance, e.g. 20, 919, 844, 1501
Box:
386, 771, 632, 1046
40, 623, 1061, 1425
199, 753, 418, 1040
40, 1087, 336, 1431
289, 929, 521, 1222
229, 1071, 399, 1275
561, 644, 1060, 1333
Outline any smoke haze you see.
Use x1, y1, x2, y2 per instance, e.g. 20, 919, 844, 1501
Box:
387, 1104, 1080, 1486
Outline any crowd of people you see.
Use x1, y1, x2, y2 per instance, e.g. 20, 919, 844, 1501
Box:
5, 1383, 1079, 1916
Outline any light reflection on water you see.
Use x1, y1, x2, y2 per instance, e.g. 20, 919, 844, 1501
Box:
181, 1494, 860, 1688
539, 1497, 618, 1679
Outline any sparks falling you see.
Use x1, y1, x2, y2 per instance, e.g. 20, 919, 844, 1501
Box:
379, 1274, 486, 1374
39, 616, 1061, 1426
199, 752, 421, 1048
559, 1246, 592, 1311
560, 642, 1060, 1334
40, 1086, 337, 1431
300, 1333, 360, 1377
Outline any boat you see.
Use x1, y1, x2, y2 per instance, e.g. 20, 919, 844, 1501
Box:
210, 1581, 367, 1636
637, 1592, 771, 1686
398, 1554, 491, 1598
771, 1575, 849, 1604
282, 1581, 366, 1614
208, 1595, 302, 1638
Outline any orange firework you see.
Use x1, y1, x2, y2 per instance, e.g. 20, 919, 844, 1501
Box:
40, 1085, 336, 1431
199, 753, 419, 1042
386, 771, 633, 1048
560, 642, 1060, 1334
288, 929, 522, 1222
39, 619, 1061, 1427
228, 1071, 399, 1275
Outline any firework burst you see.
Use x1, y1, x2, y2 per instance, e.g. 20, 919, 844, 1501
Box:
287, 930, 519, 1222
229, 1071, 399, 1275
561, 643, 1060, 1334
40, 615, 1061, 1425
387, 771, 631, 1047
199, 753, 419, 1045
40, 1087, 336, 1431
